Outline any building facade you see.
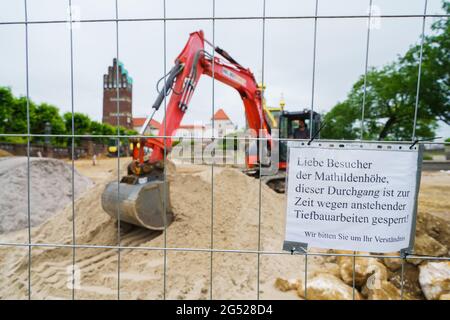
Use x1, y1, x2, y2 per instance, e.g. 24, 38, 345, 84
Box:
174, 124, 206, 139
132, 117, 161, 135
173, 108, 236, 139
205, 108, 236, 138
102, 58, 133, 129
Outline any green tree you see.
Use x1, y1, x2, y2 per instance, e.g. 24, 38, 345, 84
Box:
321, 101, 360, 140
0, 87, 138, 149
0, 87, 14, 134
63, 112, 91, 135
101, 123, 116, 136
90, 121, 129, 144
322, 2, 449, 141
64, 112, 92, 146
32, 103, 66, 145
402, 1, 450, 127
0, 87, 33, 142
89, 121, 105, 136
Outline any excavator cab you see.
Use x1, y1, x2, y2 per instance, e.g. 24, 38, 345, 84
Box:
277, 110, 321, 164
253, 109, 321, 193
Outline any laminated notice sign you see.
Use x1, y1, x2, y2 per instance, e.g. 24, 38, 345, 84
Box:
283, 142, 422, 253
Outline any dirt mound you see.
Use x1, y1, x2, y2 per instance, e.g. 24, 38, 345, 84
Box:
0, 149, 13, 157
0, 160, 313, 299
1, 160, 446, 300
275, 171, 450, 300
0, 157, 93, 233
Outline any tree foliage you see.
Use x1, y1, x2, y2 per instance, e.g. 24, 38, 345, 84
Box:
0, 86, 137, 146
322, 2, 449, 141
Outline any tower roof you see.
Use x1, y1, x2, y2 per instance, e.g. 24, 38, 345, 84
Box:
106, 58, 133, 84
212, 108, 231, 121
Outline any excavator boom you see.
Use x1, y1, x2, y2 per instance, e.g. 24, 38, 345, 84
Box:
102, 30, 271, 230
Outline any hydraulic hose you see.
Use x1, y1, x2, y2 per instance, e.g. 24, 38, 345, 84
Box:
152, 61, 184, 110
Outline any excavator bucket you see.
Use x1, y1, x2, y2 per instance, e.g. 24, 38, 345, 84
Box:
101, 179, 173, 230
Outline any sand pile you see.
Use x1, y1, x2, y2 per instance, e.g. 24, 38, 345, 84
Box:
0, 159, 447, 300
0, 159, 317, 299
0, 157, 93, 233
0, 149, 13, 157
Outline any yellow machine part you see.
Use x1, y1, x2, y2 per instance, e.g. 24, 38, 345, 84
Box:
108, 146, 118, 153
258, 82, 285, 129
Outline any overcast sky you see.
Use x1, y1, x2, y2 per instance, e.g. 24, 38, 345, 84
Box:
0, 0, 448, 138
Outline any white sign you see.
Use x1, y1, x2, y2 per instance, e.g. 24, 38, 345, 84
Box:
284, 143, 421, 253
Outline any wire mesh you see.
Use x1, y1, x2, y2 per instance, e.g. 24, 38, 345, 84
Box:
0, 0, 448, 300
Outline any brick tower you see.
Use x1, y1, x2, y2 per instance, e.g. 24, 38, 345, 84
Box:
102, 58, 133, 129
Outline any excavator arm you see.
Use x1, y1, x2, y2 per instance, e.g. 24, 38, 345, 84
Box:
102, 30, 271, 230
135, 30, 270, 166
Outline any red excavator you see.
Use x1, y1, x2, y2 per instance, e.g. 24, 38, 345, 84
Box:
101, 30, 320, 230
